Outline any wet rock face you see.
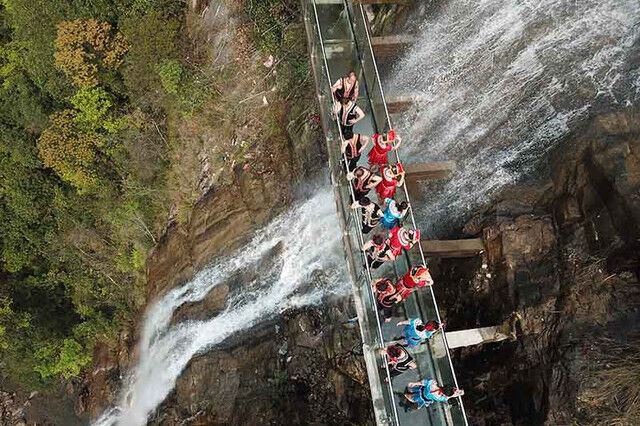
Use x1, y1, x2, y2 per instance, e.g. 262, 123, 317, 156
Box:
148, 303, 374, 425
442, 110, 640, 425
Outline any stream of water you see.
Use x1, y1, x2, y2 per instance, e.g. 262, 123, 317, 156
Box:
92, 188, 347, 426
390, 0, 640, 235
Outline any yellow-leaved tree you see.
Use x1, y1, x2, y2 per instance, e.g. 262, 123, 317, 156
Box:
54, 19, 127, 87
37, 110, 102, 191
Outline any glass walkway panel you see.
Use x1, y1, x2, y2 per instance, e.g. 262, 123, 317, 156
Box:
301, 1, 469, 425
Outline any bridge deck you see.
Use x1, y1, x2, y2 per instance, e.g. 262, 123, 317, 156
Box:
301, 1, 468, 425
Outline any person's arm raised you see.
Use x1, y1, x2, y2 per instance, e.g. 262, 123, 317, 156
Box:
392, 136, 403, 150
359, 135, 371, 154
397, 170, 406, 187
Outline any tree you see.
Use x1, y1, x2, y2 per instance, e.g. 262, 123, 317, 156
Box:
37, 110, 101, 191
70, 85, 122, 132
54, 19, 127, 87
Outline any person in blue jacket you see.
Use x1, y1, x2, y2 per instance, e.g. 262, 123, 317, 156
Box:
379, 198, 408, 229
396, 318, 443, 347
402, 379, 464, 410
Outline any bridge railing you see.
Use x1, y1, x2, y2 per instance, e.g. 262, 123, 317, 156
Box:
344, 2, 469, 425
301, 1, 401, 424
301, 0, 468, 424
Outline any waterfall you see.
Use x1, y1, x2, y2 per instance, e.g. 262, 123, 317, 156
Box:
92, 188, 348, 426
390, 0, 640, 235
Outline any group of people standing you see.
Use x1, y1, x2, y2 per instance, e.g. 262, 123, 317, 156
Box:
331, 71, 464, 412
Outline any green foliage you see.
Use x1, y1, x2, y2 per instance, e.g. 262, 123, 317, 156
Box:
35, 338, 92, 379
70, 86, 117, 131
157, 59, 182, 94
0, 0, 177, 389
121, 12, 179, 108
0, 298, 30, 350
245, 0, 310, 91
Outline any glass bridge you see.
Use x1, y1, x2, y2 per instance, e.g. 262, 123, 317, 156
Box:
300, 1, 469, 425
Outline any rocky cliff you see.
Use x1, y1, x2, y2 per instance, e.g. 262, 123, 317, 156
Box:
431, 110, 640, 425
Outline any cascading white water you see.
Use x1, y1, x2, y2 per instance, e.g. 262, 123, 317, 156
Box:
92, 188, 348, 426
390, 0, 640, 235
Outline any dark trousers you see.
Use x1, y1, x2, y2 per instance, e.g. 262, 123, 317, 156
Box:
343, 156, 360, 173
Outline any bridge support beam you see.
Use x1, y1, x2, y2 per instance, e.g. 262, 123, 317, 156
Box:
371, 35, 415, 59
386, 95, 413, 114
420, 238, 484, 257
356, 0, 411, 4
405, 161, 456, 180
445, 327, 510, 348
444, 313, 524, 348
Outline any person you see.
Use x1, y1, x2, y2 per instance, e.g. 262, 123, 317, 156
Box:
362, 233, 395, 269
388, 226, 420, 257
396, 265, 433, 299
402, 379, 464, 411
372, 278, 403, 321
347, 166, 382, 202
376, 162, 405, 201
342, 133, 370, 171
379, 198, 409, 230
332, 70, 359, 103
379, 343, 416, 379
351, 197, 383, 234
368, 130, 402, 168
397, 318, 443, 347
334, 96, 364, 140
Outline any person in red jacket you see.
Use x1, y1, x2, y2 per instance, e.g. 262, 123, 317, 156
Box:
368, 130, 402, 168
376, 162, 405, 201
396, 265, 434, 299
388, 226, 420, 257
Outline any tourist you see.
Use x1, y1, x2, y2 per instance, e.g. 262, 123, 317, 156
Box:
334, 96, 364, 140
379, 198, 409, 230
372, 278, 403, 321
388, 226, 420, 257
361, 233, 395, 269
368, 130, 402, 168
342, 133, 370, 171
380, 343, 416, 379
351, 196, 383, 234
332, 70, 359, 103
396, 318, 443, 347
396, 265, 433, 299
402, 379, 464, 411
376, 162, 405, 201
347, 166, 382, 202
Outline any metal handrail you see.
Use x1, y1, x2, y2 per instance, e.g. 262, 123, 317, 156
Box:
309, 1, 401, 425
354, 3, 468, 423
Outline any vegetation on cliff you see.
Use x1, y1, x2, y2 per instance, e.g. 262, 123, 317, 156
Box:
0, 0, 315, 389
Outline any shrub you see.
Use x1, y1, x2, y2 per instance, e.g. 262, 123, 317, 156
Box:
157, 59, 182, 94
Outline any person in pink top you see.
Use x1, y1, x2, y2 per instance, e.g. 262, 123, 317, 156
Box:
388, 226, 420, 257
395, 265, 434, 299
368, 129, 402, 168
376, 162, 405, 202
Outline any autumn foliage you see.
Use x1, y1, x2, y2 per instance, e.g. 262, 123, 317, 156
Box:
38, 110, 101, 190
54, 19, 128, 87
